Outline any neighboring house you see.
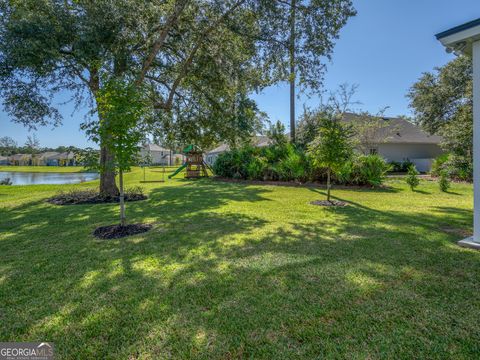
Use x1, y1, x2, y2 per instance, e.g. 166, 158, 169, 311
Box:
10, 154, 32, 166
139, 144, 179, 166
205, 115, 443, 172
46, 152, 76, 166
35, 152, 60, 166
342, 113, 444, 172
205, 136, 272, 166
0, 156, 9, 165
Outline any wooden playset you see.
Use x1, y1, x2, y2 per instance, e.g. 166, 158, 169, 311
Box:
168, 145, 212, 179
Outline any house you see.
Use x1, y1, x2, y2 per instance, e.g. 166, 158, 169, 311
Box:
46, 152, 76, 166
205, 136, 272, 166
0, 156, 9, 165
205, 115, 443, 172
342, 113, 444, 172
10, 154, 32, 166
35, 152, 60, 166
139, 144, 182, 166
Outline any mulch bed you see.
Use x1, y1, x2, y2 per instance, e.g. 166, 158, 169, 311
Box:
93, 223, 152, 239
47, 190, 147, 205
310, 200, 349, 207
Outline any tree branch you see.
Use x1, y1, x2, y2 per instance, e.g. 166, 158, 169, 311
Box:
137, 0, 190, 84
158, 0, 247, 110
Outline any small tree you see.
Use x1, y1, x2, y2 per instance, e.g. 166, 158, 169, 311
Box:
439, 171, 451, 192
89, 79, 147, 226
406, 165, 420, 191
308, 116, 353, 202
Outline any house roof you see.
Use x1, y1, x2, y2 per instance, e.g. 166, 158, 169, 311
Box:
342, 113, 443, 145
10, 153, 31, 160
436, 18, 480, 40
207, 136, 273, 154
38, 151, 60, 160
143, 144, 170, 152
435, 18, 480, 56
49, 152, 75, 160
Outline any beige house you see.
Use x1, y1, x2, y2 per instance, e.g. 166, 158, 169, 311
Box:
205, 136, 272, 166
46, 152, 76, 166
139, 144, 183, 166
10, 154, 32, 166
343, 113, 444, 172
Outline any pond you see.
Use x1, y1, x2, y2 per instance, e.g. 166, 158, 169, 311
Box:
0, 171, 99, 185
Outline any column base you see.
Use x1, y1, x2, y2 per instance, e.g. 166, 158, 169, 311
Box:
458, 237, 480, 250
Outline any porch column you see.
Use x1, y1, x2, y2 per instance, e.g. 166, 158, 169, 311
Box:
436, 19, 480, 249
472, 40, 480, 243
459, 40, 480, 248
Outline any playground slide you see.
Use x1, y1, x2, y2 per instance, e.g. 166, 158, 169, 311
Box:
168, 163, 187, 179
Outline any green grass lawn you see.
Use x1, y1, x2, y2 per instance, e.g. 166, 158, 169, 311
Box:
1, 168, 479, 359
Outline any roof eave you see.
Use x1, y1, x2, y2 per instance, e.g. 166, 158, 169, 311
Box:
436, 18, 480, 56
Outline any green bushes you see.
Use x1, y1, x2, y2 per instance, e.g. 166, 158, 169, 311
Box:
431, 153, 472, 182
334, 154, 391, 186
389, 159, 414, 173
406, 165, 420, 191
439, 171, 451, 192
213, 144, 390, 187
355, 154, 392, 186
214, 143, 309, 182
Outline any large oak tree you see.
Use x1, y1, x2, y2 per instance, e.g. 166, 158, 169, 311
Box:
0, 0, 355, 195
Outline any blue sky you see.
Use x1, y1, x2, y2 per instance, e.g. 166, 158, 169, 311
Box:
0, 0, 477, 148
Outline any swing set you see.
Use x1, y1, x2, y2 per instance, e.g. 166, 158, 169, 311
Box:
168, 145, 212, 179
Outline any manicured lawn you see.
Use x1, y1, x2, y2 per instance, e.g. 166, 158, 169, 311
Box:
0, 168, 479, 359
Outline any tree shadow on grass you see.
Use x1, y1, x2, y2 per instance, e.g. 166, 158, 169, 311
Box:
1, 180, 479, 358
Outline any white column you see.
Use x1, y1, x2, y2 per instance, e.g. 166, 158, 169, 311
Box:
473, 40, 480, 243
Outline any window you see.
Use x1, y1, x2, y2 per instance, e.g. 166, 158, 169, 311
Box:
369, 148, 378, 155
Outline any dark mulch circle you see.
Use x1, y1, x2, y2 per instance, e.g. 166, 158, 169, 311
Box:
47, 190, 147, 205
310, 200, 349, 207
93, 223, 152, 239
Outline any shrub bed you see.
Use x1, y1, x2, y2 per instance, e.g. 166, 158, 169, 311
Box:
213, 144, 391, 187
47, 186, 147, 205
431, 153, 472, 182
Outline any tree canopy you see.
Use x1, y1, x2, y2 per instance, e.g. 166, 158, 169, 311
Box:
407, 56, 473, 160
0, 0, 355, 192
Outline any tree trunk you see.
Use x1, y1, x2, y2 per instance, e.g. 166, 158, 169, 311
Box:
119, 169, 126, 226
90, 70, 119, 198
99, 145, 119, 197
327, 167, 331, 202
289, 0, 296, 143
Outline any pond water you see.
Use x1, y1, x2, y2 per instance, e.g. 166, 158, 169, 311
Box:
0, 171, 99, 185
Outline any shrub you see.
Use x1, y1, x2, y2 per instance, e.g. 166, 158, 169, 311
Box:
430, 153, 449, 177
439, 171, 451, 192
47, 187, 146, 205
389, 159, 414, 173
213, 146, 258, 179
246, 156, 267, 180
335, 161, 354, 184
355, 154, 392, 187
276, 146, 309, 181
0, 177, 12, 185
431, 153, 472, 182
336, 154, 390, 187
406, 165, 420, 191
444, 155, 472, 182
